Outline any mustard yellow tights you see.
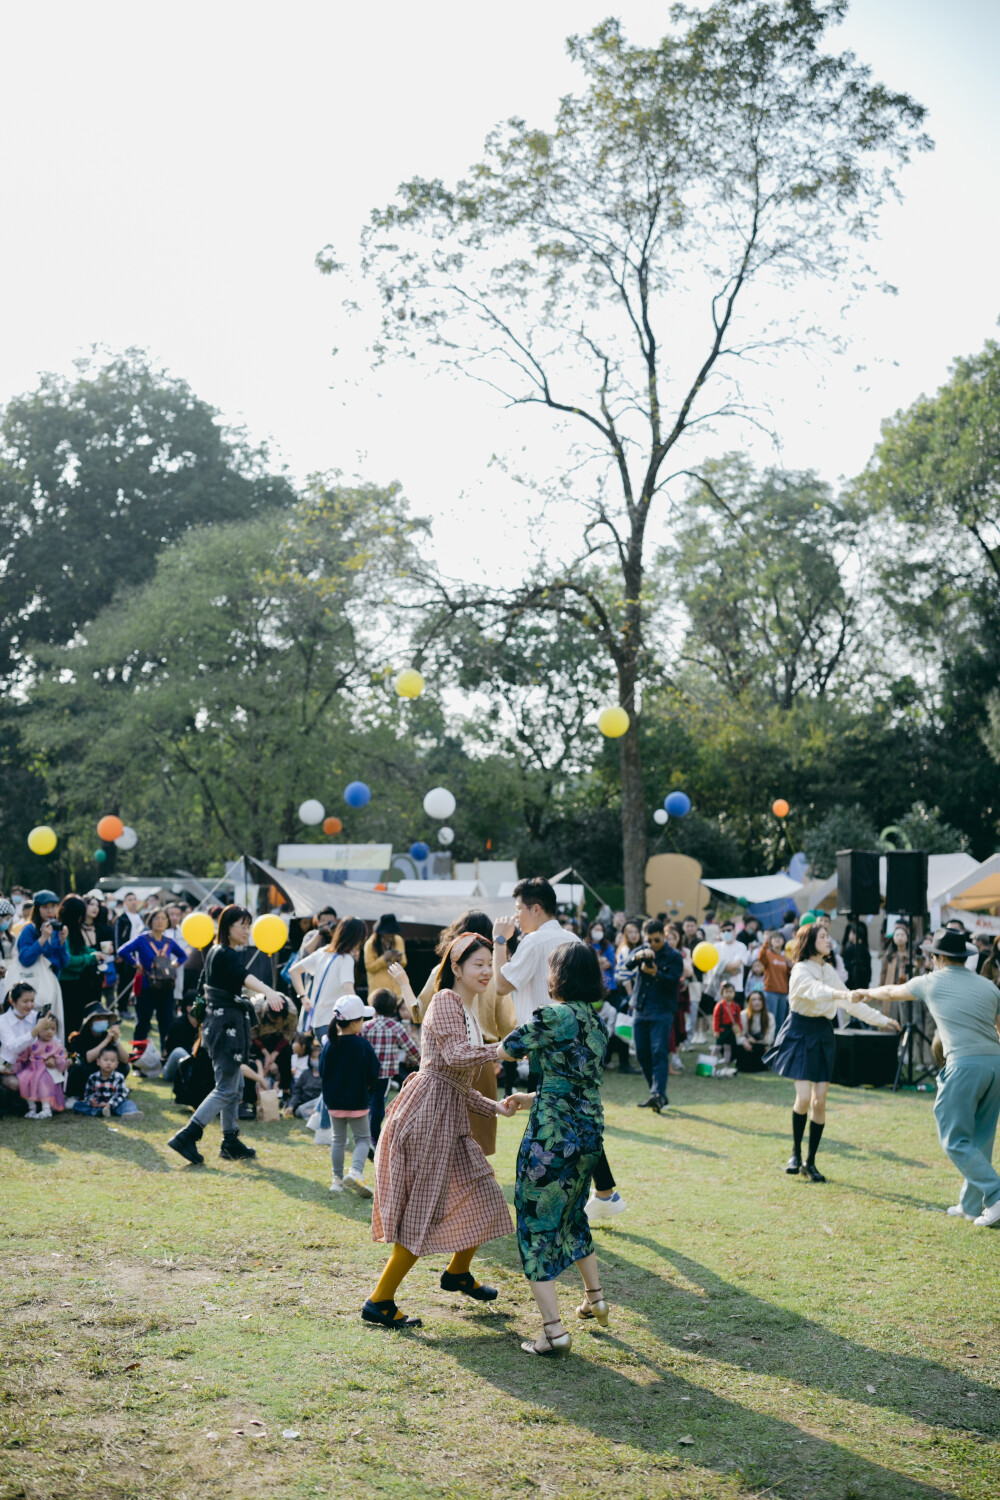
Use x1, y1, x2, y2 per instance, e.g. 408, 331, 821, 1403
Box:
370, 1243, 480, 1311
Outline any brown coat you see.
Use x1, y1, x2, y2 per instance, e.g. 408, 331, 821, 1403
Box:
364, 933, 407, 997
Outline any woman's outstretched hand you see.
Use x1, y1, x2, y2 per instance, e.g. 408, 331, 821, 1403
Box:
496, 1097, 519, 1117
506, 1091, 535, 1112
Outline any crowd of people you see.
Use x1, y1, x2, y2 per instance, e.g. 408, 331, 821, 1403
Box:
3, 872, 1000, 1346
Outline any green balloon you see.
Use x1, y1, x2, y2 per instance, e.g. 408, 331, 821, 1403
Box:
738, 896, 750, 908
799, 912, 816, 925
94, 849, 107, 863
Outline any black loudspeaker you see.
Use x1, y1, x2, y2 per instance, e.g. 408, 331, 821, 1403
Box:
885, 849, 928, 917
836, 849, 880, 915
833, 1029, 899, 1088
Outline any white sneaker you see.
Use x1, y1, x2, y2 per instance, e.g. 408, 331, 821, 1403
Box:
314, 1128, 333, 1147
329, 1175, 344, 1193
37, 1103, 53, 1120
586, 1191, 627, 1221
973, 1200, 1000, 1228
946, 1205, 974, 1219
305, 1110, 322, 1132
344, 1169, 374, 1199
26, 1104, 39, 1119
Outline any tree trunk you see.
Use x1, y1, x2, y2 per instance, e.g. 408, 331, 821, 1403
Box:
618, 652, 647, 913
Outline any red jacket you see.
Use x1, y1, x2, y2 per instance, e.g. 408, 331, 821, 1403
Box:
713, 998, 743, 1035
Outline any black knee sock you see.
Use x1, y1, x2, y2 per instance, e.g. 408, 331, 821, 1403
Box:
807, 1120, 824, 1163
792, 1110, 807, 1155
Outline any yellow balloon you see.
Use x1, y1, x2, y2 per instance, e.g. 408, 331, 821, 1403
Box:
181, 912, 215, 949
27, 825, 57, 856
395, 668, 425, 699
251, 913, 289, 955
692, 941, 719, 972
597, 706, 630, 738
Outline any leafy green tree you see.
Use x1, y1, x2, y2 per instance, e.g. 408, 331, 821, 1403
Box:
852, 339, 1000, 649
336, 2, 928, 908
20, 482, 428, 876
0, 349, 294, 681
893, 801, 970, 855
802, 804, 879, 879
670, 457, 865, 708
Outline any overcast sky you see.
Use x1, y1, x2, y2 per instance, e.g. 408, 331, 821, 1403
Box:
3, 1, 998, 580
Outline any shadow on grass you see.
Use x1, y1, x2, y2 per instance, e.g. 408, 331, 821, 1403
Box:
439, 1320, 954, 1500
602, 1233, 1000, 1430
0, 1112, 173, 1172
603, 1123, 724, 1158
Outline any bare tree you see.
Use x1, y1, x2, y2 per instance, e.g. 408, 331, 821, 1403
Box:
322, 2, 929, 908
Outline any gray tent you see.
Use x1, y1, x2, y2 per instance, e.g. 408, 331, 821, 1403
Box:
246, 856, 510, 935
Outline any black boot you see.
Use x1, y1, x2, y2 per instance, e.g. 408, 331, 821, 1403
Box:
167, 1119, 204, 1166
220, 1131, 257, 1161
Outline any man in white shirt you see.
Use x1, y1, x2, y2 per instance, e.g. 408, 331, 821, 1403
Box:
492, 876, 626, 1220
712, 921, 747, 1003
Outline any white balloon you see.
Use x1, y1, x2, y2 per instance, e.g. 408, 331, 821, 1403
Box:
298, 799, 325, 826
653, 809, 669, 826
438, 827, 455, 846
114, 825, 138, 850
423, 787, 456, 820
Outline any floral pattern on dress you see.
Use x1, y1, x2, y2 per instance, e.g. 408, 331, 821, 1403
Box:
502, 1000, 607, 1282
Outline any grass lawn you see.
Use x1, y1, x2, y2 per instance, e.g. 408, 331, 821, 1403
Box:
1, 1063, 998, 1500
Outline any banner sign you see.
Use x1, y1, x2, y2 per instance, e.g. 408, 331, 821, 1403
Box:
276, 843, 392, 872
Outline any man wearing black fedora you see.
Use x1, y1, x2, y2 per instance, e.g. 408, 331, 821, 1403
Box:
860, 928, 1000, 1228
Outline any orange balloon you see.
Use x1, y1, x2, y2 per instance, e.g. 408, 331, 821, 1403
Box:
772, 799, 790, 820
323, 816, 343, 836
97, 814, 125, 842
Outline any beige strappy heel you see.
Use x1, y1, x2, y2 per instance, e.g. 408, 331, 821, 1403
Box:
576, 1286, 609, 1327
521, 1317, 572, 1357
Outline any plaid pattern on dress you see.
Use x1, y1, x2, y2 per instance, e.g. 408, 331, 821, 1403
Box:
371, 990, 512, 1256
84, 1070, 129, 1109
362, 1015, 421, 1079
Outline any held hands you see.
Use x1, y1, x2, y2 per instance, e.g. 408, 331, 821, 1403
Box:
505, 1091, 535, 1112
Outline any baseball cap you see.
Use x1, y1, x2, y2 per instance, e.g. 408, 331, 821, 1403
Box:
332, 995, 375, 1022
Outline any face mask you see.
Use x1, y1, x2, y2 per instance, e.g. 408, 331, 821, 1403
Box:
591, 930, 604, 942
92, 1020, 109, 1035
0, 920, 9, 931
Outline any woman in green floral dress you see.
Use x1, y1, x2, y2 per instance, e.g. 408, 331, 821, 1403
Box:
498, 941, 610, 1357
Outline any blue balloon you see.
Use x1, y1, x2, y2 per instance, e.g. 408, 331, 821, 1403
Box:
343, 781, 371, 809
664, 790, 691, 817
409, 841, 430, 861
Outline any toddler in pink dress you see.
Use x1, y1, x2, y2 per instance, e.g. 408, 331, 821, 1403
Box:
15, 1014, 68, 1119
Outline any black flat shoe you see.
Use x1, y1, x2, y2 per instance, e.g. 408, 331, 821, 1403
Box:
637, 1095, 661, 1112
800, 1161, 826, 1183
361, 1298, 422, 1329
440, 1270, 498, 1302
786, 1153, 802, 1174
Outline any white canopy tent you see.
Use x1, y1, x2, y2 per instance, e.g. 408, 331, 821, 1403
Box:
933, 852, 1000, 924
701, 874, 804, 904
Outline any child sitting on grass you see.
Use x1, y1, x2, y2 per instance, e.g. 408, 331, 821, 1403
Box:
74, 1044, 142, 1120
289, 1032, 312, 1080
321, 996, 379, 1197
15, 1013, 68, 1119
713, 981, 743, 1066
284, 1035, 323, 1119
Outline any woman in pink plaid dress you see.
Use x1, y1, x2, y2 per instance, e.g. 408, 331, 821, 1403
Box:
364, 934, 532, 1329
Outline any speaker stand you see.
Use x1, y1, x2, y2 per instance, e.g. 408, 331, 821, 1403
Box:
891, 921, 938, 1091
892, 1019, 936, 1091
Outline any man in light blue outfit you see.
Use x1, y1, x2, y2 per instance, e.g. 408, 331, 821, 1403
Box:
862, 928, 1000, 1227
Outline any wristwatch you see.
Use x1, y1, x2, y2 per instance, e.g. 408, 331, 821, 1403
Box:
494, 934, 507, 945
